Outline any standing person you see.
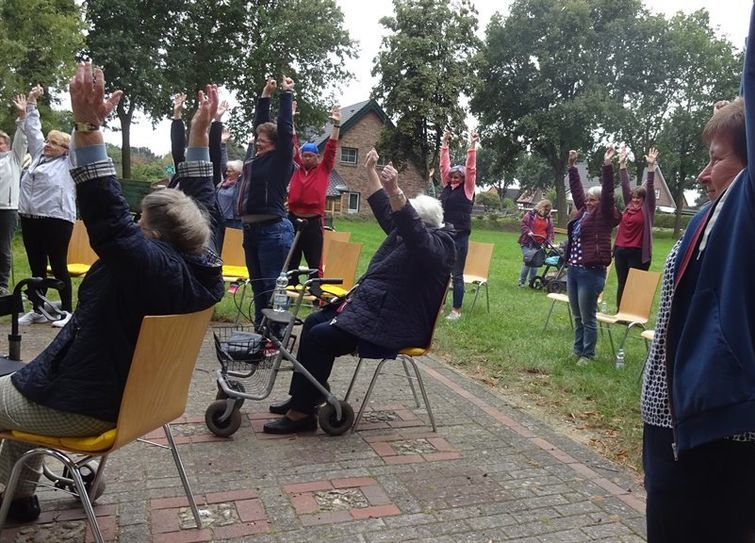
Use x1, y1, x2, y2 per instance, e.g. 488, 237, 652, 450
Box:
517, 199, 553, 287
565, 148, 620, 365
440, 129, 478, 321
287, 105, 340, 281
0, 94, 30, 296
17, 86, 76, 328
216, 160, 243, 230
640, 13, 755, 534
613, 146, 658, 307
235, 77, 295, 324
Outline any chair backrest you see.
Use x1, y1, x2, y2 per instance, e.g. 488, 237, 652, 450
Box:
68, 220, 98, 266
463, 241, 494, 281
220, 227, 245, 268
617, 268, 661, 320
596, 263, 612, 304
112, 307, 213, 450
322, 230, 351, 264
322, 239, 362, 290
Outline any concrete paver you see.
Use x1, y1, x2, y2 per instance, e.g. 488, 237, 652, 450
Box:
0, 322, 646, 542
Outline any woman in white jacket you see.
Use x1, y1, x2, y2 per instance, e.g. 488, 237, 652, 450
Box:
17, 86, 76, 328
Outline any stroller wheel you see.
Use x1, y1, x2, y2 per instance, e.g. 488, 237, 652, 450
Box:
205, 400, 242, 437
216, 379, 246, 406
530, 277, 544, 290
546, 281, 565, 294
318, 400, 354, 436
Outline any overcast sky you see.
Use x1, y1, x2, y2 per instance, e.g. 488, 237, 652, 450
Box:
101, 0, 752, 156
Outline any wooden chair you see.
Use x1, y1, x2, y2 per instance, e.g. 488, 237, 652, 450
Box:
0, 307, 214, 543
220, 227, 249, 282
344, 283, 449, 433
641, 329, 655, 350
463, 241, 494, 312
47, 220, 98, 277
322, 229, 351, 263
319, 239, 362, 299
597, 268, 661, 359
543, 264, 612, 332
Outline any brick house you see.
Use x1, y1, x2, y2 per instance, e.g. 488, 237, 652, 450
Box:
306, 100, 426, 216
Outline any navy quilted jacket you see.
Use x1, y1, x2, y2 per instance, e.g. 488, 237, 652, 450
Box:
334, 191, 456, 351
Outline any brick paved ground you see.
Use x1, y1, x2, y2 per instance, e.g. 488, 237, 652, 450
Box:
0, 322, 646, 542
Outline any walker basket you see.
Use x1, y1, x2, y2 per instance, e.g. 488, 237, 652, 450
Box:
212, 325, 266, 373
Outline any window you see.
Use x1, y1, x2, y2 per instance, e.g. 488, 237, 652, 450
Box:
655, 189, 661, 199
347, 192, 360, 214
341, 147, 358, 164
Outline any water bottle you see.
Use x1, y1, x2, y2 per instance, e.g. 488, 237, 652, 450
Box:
272, 273, 289, 312
615, 349, 625, 370
600, 301, 608, 314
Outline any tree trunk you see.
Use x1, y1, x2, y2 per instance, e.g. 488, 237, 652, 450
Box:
117, 101, 135, 179
554, 169, 567, 227
672, 187, 686, 239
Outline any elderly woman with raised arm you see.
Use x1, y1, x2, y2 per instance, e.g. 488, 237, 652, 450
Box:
565, 148, 621, 365
0, 65, 223, 523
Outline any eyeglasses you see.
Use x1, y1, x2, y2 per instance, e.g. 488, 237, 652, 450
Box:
44, 140, 67, 148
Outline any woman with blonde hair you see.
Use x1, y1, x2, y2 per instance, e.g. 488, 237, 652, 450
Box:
517, 199, 553, 287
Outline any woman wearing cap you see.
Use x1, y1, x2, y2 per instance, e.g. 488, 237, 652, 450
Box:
17, 85, 76, 328
287, 104, 340, 281
440, 129, 478, 320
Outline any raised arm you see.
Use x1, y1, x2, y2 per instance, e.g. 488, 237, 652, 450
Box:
644, 147, 658, 211
276, 76, 294, 159
365, 148, 394, 234
440, 129, 451, 186
567, 149, 585, 210
253, 78, 275, 130
601, 146, 617, 219
619, 146, 631, 205
11, 95, 28, 164
170, 93, 187, 167
464, 132, 478, 200
321, 105, 340, 171
746, 6, 755, 190
24, 85, 44, 159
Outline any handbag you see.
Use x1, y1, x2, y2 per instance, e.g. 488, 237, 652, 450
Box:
522, 243, 545, 267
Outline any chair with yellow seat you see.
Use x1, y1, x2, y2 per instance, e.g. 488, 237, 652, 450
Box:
0, 307, 214, 543
322, 229, 351, 263
641, 329, 655, 350
543, 264, 612, 332
319, 239, 362, 299
598, 268, 661, 358
463, 241, 494, 312
343, 283, 448, 432
48, 220, 98, 277
220, 227, 249, 282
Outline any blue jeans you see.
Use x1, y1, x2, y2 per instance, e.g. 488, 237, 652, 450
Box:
451, 232, 469, 309
518, 246, 538, 286
242, 219, 294, 324
566, 265, 606, 358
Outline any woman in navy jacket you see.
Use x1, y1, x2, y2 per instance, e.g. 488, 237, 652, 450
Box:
0, 65, 224, 523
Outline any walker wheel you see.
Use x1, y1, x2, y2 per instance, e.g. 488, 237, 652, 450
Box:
215, 380, 246, 407
205, 400, 242, 437
58, 460, 106, 502
546, 281, 564, 294
318, 400, 354, 436
530, 277, 544, 290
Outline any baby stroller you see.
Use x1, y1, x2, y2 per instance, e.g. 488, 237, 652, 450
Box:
530, 239, 568, 293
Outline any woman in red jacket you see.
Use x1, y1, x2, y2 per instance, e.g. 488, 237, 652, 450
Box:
613, 146, 658, 307
566, 148, 621, 365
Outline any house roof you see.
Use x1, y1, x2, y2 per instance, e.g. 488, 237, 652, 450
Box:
327, 169, 349, 197
312, 99, 390, 148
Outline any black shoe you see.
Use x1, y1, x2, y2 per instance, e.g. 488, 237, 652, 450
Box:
2, 494, 40, 523
263, 415, 317, 434
269, 397, 292, 415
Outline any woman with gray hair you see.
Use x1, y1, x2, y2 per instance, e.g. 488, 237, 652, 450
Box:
565, 148, 620, 365
263, 148, 456, 434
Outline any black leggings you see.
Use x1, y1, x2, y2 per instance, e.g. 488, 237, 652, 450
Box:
614, 246, 650, 308
20, 217, 73, 311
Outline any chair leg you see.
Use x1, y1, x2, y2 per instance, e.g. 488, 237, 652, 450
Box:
401, 358, 421, 408
344, 357, 365, 403
404, 356, 437, 432
0, 448, 104, 543
351, 358, 389, 432
606, 326, 616, 357
484, 282, 489, 313
470, 282, 480, 311
87, 455, 107, 502
543, 300, 557, 332
163, 424, 204, 529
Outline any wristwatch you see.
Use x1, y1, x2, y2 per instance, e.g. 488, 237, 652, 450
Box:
73, 122, 100, 133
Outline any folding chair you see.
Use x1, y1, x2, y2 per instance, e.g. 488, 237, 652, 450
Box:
463, 241, 494, 312
322, 229, 351, 263
0, 307, 214, 543
344, 283, 448, 433
220, 227, 249, 282
597, 268, 661, 358
319, 239, 362, 299
47, 220, 98, 277
544, 264, 612, 332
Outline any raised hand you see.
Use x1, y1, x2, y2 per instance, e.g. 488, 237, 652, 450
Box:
215, 99, 229, 121
330, 104, 341, 123
69, 63, 123, 127
713, 100, 730, 114
12, 95, 27, 120
568, 149, 578, 167
619, 145, 628, 168
221, 127, 231, 144
645, 147, 659, 167
27, 85, 44, 105
443, 129, 451, 146
380, 162, 399, 194
364, 148, 379, 169
192, 85, 218, 135
280, 76, 295, 92
603, 145, 616, 165
172, 93, 187, 118
262, 78, 277, 98
470, 131, 479, 147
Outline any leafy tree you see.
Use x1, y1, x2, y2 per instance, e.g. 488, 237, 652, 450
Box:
372, 0, 480, 178
477, 191, 501, 212
0, 0, 83, 132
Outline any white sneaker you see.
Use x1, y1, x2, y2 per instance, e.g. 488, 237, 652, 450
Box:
18, 310, 50, 325
51, 311, 73, 328
445, 311, 462, 321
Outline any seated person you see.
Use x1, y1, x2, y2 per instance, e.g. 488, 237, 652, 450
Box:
0, 64, 224, 522
264, 148, 456, 434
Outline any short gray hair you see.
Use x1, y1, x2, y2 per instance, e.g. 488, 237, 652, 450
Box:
410, 194, 443, 228
226, 160, 243, 174
140, 189, 211, 254
586, 186, 602, 199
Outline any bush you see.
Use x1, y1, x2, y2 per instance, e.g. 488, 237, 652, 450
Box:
654, 212, 691, 230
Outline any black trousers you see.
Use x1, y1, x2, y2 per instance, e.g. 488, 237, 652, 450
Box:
613, 246, 650, 308
0, 210, 18, 289
287, 214, 324, 283
288, 307, 358, 414
643, 424, 755, 543
20, 217, 73, 311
